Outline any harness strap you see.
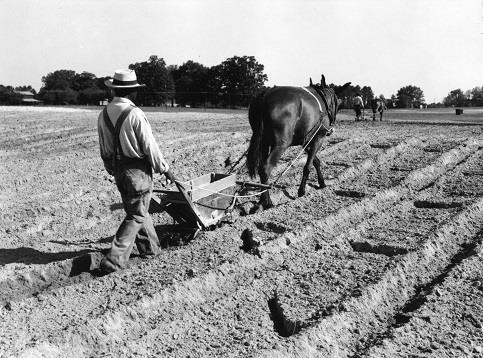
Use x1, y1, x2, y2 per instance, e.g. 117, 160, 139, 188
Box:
103, 105, 136, 161
301, 87, 323, 112
318, 88, 335, 125
301, 86, 335, 126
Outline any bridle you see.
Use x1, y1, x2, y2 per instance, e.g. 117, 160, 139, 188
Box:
315, 86, 336, 126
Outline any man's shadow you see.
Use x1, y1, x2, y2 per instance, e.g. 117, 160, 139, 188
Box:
0, 247, 95, 266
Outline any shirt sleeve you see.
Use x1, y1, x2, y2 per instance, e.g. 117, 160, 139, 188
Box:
132, 109, 170, 174
98, 112, 114, 174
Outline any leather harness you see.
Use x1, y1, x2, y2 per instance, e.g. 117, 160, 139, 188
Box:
300, 87, 334, 143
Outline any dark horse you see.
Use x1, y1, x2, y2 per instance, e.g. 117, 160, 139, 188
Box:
370, 97, 386, 121
247, 75, 350, 209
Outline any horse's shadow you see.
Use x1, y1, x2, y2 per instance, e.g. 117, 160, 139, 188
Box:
0, 247, 95, 265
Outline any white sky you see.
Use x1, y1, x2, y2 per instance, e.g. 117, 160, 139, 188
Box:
0, 0, 482, 103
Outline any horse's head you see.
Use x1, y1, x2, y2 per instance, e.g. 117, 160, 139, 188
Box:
330, 80, 351, 123
324, 88, 338, 125
309, 75, 338, 125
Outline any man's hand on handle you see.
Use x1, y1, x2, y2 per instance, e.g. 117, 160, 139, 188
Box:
164, 170, 176, 186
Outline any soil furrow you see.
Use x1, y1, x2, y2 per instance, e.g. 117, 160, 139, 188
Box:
0, 136, 393, 305
261, 197, 483, 358
0, 139, 475, 306
364, 238, 483, 358
1, 108, 482, 357
0, 139, 478, 356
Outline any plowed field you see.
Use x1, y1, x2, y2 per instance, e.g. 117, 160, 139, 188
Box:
0, 106, 482, 357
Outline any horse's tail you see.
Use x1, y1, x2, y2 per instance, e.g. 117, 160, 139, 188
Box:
247, 90, 266, 178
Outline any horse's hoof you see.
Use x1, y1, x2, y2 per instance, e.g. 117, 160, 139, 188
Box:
262, 201, 274, 210
249, 204, 261, 214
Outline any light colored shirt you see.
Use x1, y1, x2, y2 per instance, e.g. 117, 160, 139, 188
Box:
353, 96, 364, 107
98, 97, 169, 174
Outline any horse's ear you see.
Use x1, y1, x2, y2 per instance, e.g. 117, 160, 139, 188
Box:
321, 75, 327, 88
309, 77, 313, 86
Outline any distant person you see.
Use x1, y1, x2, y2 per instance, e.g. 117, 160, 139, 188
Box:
98, 69, 175, 273
353, 93, 364, 121
370, 97, 387, 121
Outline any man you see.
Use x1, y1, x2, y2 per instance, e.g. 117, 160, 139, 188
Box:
370, 96, 387, 121
98, 69, 175, 273
353, 93, 364, 121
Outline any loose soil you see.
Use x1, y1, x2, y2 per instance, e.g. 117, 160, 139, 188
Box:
0, 106, 482, 357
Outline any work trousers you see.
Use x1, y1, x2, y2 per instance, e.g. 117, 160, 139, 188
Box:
104, 159, 160, 270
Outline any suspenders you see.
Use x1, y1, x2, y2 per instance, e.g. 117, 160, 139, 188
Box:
102, 105, 139, 166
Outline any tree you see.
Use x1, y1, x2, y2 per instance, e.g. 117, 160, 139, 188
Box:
210, 55, 268, 107
0, 85, 22, 105
40, 88, 78, 105
329, 82, 353, 109
470, 86, 483, 107
15, 85, 36, 94
396, 85, 425, 108
71, 72, 108, 105
41, 70, 76, 91
129, 55, 174, 106
329, 83, 374, 109
78, 87, 107, 105
360, 86, 374, 105
38, 69, 79, 104
171, 60, 210, 107
72, 72, 97, 92
443, 89, 466, 107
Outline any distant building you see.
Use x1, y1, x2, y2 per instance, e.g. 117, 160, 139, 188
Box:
14, 90, 41, 105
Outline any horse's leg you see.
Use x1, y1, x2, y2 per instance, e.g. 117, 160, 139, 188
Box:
258, 169, 272, 210
299, 137, 323, 197
259, 144, 287, 208
313, 155, 326, 189
380, 110, 383, 121
256, 141, 272, 210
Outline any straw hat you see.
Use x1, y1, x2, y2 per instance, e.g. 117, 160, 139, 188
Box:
104, 69, 145, 88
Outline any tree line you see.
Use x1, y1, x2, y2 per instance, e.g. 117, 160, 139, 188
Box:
0, 85, 38, 105
442, 87, 483, 107
0, 55, 268, 108
1, 54, 481, 108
